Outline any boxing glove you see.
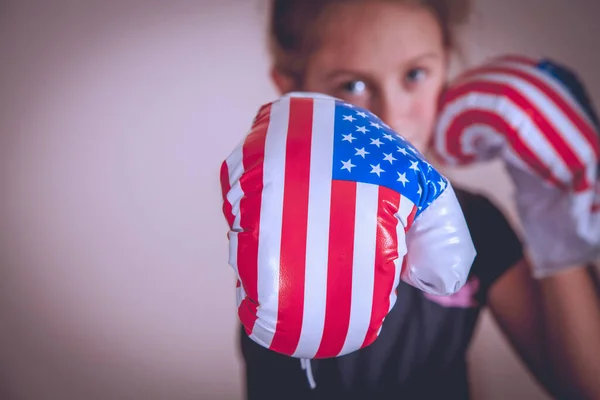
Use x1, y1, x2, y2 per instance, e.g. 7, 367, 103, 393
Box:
434, 54, 600, 278
220, 92, 476, 359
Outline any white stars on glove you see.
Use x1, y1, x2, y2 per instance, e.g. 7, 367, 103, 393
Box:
355, 147, 369, 158
370, 164, 385, 177
383, 153, 397, 164
341, 159, 356, 172
342, 133, 356, 143
370, 138, 383, 147
438, 179, 447, 191
397, 172, 409, 186
335, 103, 446, 213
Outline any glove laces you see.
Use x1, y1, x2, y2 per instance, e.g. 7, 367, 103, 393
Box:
300, 358, 316, 389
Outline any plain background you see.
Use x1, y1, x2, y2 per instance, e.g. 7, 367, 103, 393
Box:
1, 0, 599, 399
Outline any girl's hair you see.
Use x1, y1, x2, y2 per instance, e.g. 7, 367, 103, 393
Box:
268, 0, 472, 85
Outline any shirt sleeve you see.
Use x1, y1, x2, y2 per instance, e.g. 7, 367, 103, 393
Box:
462, 193, 524, 302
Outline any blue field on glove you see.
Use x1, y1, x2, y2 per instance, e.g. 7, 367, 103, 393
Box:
538, 59, 600, 131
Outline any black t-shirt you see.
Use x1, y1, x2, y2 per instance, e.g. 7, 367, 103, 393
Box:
239, 187, 524, 400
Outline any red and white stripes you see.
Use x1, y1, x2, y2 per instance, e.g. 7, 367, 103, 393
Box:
434, 55, 600, 269
220, 96, 416, 359
435, 54, 599, 193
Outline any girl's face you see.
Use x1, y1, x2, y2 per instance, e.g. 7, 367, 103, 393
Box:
296, 1, 449, 153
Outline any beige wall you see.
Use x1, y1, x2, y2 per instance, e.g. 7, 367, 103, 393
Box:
1, 1, 598, 399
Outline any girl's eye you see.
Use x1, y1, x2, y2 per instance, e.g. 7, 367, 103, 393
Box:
341, 80, 367, 95
405, 68, 427, 83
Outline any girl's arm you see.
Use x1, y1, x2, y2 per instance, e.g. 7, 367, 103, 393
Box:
488, 259, 600, 399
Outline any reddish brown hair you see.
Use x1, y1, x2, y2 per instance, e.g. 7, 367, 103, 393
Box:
268, 0, 472, 85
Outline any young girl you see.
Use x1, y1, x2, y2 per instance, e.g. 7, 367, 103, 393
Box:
239, 1, 600, 398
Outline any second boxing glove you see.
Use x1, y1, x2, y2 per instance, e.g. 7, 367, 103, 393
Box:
220, 92, 476, 359
434, 54, 600, 278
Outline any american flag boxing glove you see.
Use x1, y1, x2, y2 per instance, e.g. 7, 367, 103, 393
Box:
220, 92, 476, 359
434, 54, 600, 277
